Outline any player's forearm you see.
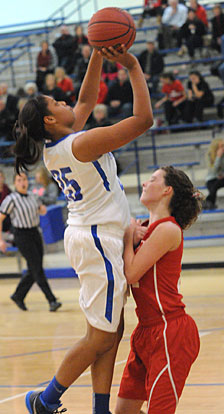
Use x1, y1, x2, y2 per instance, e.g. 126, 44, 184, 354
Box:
78, 49, 103, 108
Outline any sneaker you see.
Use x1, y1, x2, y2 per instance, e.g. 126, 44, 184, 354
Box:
203, 200, 217, 210
177, 45, 187, 57
25, 391, 67, 414
10, 294, 27, 311
49, 301, 62, 312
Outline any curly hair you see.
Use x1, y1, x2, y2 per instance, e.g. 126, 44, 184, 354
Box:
162, 166, 203, 229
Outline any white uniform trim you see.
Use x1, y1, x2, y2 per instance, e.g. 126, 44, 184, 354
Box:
147, 264, 179, 413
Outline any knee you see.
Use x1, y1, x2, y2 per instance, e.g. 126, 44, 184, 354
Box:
86, 328, 117, 357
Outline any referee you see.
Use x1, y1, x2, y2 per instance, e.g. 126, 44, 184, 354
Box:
0, 172, 61, 312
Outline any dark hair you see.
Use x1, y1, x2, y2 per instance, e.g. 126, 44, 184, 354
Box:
161, 72, 175, 82
189, 70, 203, 82
162, 166, 203, 229
12, 95, 52, 174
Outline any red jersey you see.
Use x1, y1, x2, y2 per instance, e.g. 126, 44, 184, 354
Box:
196, 4, 208, 27
162, 80, 185, 101
132, 216, 186, 326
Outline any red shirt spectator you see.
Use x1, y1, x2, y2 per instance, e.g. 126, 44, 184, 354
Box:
189, 0, 208, 27
162, 79, 185, 101
96, 80, 108, 104
55, 67, 75, 103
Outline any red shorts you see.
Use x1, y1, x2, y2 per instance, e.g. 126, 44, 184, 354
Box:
118, 314, 200, 414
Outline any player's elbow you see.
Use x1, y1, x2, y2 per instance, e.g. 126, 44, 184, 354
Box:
138, 115, 154, 133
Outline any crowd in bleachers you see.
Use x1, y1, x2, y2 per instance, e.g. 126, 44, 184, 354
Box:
1, 2, 224, 209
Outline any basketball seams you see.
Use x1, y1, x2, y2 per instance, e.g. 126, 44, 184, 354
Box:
88, 21, 134, 29
88, 27, 131, 44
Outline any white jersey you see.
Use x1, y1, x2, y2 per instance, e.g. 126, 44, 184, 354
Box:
43, 132, 131, 231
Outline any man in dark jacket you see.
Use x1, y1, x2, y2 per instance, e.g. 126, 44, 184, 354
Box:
53, 25, 74, 73
177, 8, 206, 58
106, 69, 133, 119
138, 41, 164, 94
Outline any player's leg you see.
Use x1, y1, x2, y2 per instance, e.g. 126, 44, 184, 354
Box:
26, 322, 117, 414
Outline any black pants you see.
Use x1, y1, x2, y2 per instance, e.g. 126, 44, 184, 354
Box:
164, 100, 186, 125
183, 98, 213, 122
206, 178, 224, 204
13, 227, 56, 303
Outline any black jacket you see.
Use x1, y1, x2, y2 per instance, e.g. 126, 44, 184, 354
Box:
211, 13, 224, 39
138, 49, 164, 76
106, 80, 133, 105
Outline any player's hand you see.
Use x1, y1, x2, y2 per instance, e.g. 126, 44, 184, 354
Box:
98, 45, 136, 70
131, 218, 148, 247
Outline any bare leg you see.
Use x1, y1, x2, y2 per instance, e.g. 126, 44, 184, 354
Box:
115, 397, 144, 414
91, 309, 124, 393
55, 321, 117, 387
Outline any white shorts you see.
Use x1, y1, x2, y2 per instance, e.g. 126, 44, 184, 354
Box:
64, 224, 127, 333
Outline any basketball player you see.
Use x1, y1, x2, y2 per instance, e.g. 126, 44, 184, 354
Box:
115, 166, 203, 414
13, 46, 153, 414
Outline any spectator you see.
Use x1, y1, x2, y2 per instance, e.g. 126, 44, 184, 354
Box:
43, 73, 70, 104
138, 40, 164, 94
159, 0, 188, 49
55, 67, 75, 105
155, 72, 186, 125
184, 71, 214, 122
30, 166, 59, 206
72, 25, 89, 65
0, 169, 11, 233
88, 104, 111, 129
24, 82, 38, 100
96, 78, 108, 104
189, 0, 208, 28
138, 0, 165, 27
106, 68, 133, 118
0, 83, 18, 140
211, 5, 224, 53
73, 44, 92, 97
36, 40, 55, 92
203, 138, 224, 210
101, 60, 123, 87
53, 25, 74, 74
177, 8, 206, 58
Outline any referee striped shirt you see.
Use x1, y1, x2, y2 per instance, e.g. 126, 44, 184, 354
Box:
0, 192, 41, 229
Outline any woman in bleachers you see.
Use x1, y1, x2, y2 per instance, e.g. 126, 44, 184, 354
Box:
36, 41, 55, 92
184, 71, 214, 123
155, 72, 186, 125
177, 8, 206, 58
55, 67, 75, 105
30, 166, 59, 206
203, 138, 224, 210
210, 5, 224, 53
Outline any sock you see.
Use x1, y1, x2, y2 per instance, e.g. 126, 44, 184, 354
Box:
92, 393, 110, 414
40, 376, 68, 406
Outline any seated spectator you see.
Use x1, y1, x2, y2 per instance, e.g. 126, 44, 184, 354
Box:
189, 0, 208, 28
88, 104, 111, 129
159, 0, 188, 49
30, 166, 59, 206
101, 60, 123, 87
53, 25, 74, 74
73, 44, 92, 97
36, 40, 55, 92
43, 74, 70, 104
177, 8, 206, 58
0, 83, 18, 141
106, 68, 133, 119
72, 25, 89, 65
96, 78, 108, 104
55, 67, 75, 105
0, 169, 11, 233
203, 139, 224, 210
155, 72, 186, 125
184, 71, 214, 122
24, 82, 38, 100
138, 40, 164, 94
138, 0, 165, 27
211, 5, 224, 53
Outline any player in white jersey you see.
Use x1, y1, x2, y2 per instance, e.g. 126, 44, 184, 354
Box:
13, 45, 153, 414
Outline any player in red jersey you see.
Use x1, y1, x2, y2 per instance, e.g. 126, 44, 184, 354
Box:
115, 166, 203, 414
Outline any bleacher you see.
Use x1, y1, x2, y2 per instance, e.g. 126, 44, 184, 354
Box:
1, 0, 224, 259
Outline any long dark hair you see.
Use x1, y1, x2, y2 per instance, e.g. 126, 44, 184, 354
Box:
162, 166, 203, 229
12, 95, 52, 173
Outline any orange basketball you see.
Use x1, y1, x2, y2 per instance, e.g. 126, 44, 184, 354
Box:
87, 7, 136, 51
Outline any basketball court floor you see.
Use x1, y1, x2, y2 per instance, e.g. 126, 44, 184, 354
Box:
0, 261, 224, 413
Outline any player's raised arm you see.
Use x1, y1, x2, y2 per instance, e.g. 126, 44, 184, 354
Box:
72, 49, 103, 132
72, 47, 153, 162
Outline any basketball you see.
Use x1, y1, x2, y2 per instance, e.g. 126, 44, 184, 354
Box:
87, 7, 136, 51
